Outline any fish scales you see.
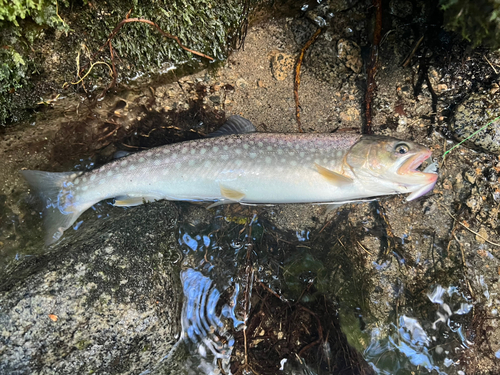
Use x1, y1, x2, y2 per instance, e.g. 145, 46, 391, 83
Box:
76, 132, 363, 206
21, 115, 438, 244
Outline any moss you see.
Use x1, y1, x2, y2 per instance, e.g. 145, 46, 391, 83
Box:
0, 0, 250, 125
441, 0, 500, 48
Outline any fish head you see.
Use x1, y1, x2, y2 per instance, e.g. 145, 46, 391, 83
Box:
346, 135, 438, 201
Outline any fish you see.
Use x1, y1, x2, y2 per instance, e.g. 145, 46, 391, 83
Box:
21, 115, 438, 245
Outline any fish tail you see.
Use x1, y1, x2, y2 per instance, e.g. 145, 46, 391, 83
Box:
21, 170, 91, 245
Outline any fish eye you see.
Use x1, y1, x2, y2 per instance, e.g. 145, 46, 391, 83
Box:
395, 143, 410, 154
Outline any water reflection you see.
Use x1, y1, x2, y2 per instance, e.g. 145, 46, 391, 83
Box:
178, 268, 239, 374
169, 222, 248, 374
364, 284, 473, 374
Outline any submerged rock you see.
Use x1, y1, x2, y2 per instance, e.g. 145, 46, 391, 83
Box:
0, 201, 182, 375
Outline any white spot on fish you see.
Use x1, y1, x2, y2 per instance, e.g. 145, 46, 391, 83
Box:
257, 142, 263, 147
277, 149, 283, 155
235, 159, 243, 166
121, 160, 128, 167
146, 151, 153, 157
129, 165, 136, 171
235, 149, 242, 155
267, 146, 273, 151
236, 138, 242, 144
82, 186, 88, 191
74, 178, 80, 185
213, 146, 219, 152
243, 144, 249, 150
299, 152, 305, 157
90, 175, 96, 181
139, 157, 145, 162
249, 152, 257, 159
221, 155, 229, 160
82, 177, 87, 183
198, 148, 205, 155
281, 158, 286, 163
291, 160, 297, 166
162, 148, 170, 154
70, 173, 77, 179
223, 145, 229, 151
228, 138, 234, 144
204, 160, 211, 167
107, 171, 113, 177
154, 159, 161, 166
191, 149, 196, 155
99, 179, 106, 185
182, 148, 188, 154
175, 163, 181, 169
188, 160, 195, 166
265, 157, 271, 164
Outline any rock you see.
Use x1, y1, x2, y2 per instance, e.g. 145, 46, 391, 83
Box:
270, 51, 295, 81
337, 39, 362, 73
449, 92, 500, 154
0, 201, 182, 375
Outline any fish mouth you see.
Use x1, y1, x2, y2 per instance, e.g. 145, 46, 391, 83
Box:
398, 150, 439, 200
397, 150, 438, 185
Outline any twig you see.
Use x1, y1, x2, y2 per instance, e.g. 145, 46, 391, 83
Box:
483, 54, 498, 74
440, 204, 500, 247
294, 28, 322, 133
76, 11, 214, 98
363, 0, 383, 135
402, 35, 424, 68
97, 16, 214, 64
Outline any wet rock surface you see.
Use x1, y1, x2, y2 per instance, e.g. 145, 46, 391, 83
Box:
1, 2, 500, 374
0, 202, 182, 375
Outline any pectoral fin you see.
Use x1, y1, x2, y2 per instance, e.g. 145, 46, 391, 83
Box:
315, 163, 353, 186
114, 195, 160, 207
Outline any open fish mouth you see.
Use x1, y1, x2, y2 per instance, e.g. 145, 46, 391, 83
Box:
399, 151, 437, 180
398, 150, 439, 201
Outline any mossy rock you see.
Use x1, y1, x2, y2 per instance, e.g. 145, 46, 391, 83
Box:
0, 0, 250, 125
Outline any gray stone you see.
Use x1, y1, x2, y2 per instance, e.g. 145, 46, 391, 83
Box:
0, 201, 182, 375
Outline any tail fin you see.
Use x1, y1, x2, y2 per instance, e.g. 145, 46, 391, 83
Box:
21, 170, 85, 245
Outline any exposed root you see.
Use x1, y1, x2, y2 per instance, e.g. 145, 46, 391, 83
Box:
76, 10, 214, 98
294, 28, 322, 133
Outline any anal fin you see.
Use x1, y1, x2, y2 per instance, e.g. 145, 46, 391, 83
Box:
220, 185, 245, 201
206, 185, 246, 209
315, 163, 353, 186
114, 195, 160, 207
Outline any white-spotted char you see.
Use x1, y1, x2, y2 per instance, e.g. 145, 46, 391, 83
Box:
21, 115, 438, 244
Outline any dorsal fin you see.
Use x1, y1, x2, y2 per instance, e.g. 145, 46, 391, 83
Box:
207, 115, 257, 138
